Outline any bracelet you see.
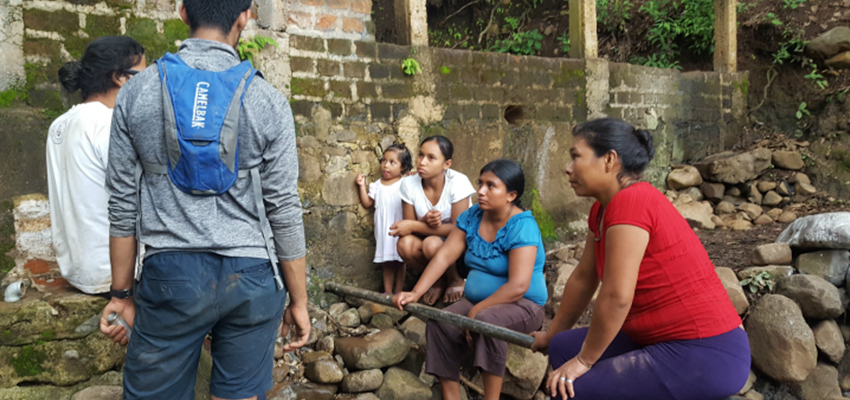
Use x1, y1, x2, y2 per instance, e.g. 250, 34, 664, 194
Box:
576, 355, 593, 369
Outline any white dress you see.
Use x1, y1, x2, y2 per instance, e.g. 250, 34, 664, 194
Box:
46, 102, 113, 294
369, 179, 404, 263
399, 169, 476, 223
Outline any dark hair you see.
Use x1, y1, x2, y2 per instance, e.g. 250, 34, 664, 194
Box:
572, 118, 655, 181
183, 0, 252, 34
384, 143, 413, 175
480, 159, 525, 209
420, 136, 454, 161
58, 36, 145, 100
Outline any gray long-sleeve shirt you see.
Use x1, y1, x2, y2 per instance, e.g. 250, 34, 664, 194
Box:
106, 39, 306, 261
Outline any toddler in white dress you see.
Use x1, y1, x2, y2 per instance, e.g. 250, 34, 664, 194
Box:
356, 143, 412, 294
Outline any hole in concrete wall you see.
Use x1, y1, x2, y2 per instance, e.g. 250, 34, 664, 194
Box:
504, 105, 524, 125
372, 0, 398, 43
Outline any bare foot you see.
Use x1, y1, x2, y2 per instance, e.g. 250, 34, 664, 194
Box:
422, 284, 445, 306
443, 279, 465, 304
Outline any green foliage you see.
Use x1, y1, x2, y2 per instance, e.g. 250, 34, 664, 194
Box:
492, 29, 544, 55
634, 0, 714, 68
11, 345, 46, 377
804, 68, 828, 89
0, 90, 17, 107
530, 190, 558, 242
40, 330, 55, 341
597, 0, 633, 33
764, 12, 782, 26
504, 16, 520, 30
402, 57, 421, 76
739, 271, 775, 294
440, 66, 452, 74
783, 0, 806, 9
557, 32, 571, 55
236, 35, 280, 67
796, 102, 810, 119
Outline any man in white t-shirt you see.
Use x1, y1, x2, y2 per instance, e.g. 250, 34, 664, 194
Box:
46, 36, 146, 294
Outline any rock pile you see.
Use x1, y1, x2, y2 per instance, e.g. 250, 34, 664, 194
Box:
666, 147, 818, 230
267, 299, 550, 400
720, 212, 850, 400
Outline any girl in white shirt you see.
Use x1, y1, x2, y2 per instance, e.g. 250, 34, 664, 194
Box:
356, 143, 412, 295
47, 36, 146, 294
390, 136, 475, 305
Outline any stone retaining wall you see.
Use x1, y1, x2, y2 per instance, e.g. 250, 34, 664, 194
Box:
0, 0, 748, 290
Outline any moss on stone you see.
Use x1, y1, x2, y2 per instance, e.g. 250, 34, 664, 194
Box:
126, 18, 188, 61
11, 345, 46, 377
40, 331, 55, 341
530, 189, 557, 242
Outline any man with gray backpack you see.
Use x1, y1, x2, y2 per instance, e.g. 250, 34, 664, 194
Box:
99, 1, 310, 399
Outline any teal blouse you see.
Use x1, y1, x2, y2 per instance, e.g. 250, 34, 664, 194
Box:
457, 205, 547, 306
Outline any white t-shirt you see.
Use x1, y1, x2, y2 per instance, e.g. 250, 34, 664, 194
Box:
46, 102, 113, 294
399, 169, 476, 223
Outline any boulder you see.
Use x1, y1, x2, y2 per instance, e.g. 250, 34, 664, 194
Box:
71, 386, 122, 400
340, 369, 383, 393
728, 220, 753, 231
305, 360, 344, 384
711, 215, 726, 228
777, 212, 850, 250
757, 181, 777, 192
766, 208, 783, 219
796, 250, 850, 287
777, 211, 797, 223
334, 329, 411, 370
375, 367, 431, 400
694, 148, 772, 184
302, 351, 333, 364
812, 319, 845, 364
503, 344, 549, 400
673, 199, 715, 229
337, 308, 361, 327
400, 317, 427, 348
738, 203, 763, 220
806, 27, 850, 60
723, 195, 747, 206
267, 382, 337, 400
750, 243, 792, 266
368, 303, 409, 322
738, 370, 757, 395
358, 304, 374, 324
744, 294, 817, 382
840, 349, 850, 391
369, 313, 394, 330
727, 187, 742, 197
545, 261, 579, 317
716, 267, 749, 314
794, 183, 816, 203
329, 303, 350, 318
753, 215, 773, 225
772, 151, 804, 170
316, 336, 335, 354
789, 173, 811, 185
791, 363, 842, 400
736, 265, 794, 281
701, 182, 725, 202
762, 191, 782, 207
747, 182, 763, 205
715, 201, 737, 215
744, 390, 763, 400
775, 275, 844, 319
667, 166, 703, 190
677, 187, 704, 202
777, 182, 791, 196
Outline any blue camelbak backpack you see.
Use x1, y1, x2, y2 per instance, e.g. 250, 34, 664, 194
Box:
134, 53, 284, 289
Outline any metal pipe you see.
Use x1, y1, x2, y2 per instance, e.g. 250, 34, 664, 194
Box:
324, 282, 535, 349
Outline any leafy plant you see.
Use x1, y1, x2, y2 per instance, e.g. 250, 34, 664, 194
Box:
401, 57, 421, 76
804, 68, 828, 89
504, 16, 520, 31
739, 271, 775, 293
557, 32, 571, 55
530, 189, 558, 242
764, 12, 783, 26
635, 0, 714, 68
597, 0, 633, 33
236, 35, 279, 67
633, 53, 682, 69
440, 66, 452, 74
796, 102, 810, 119
783, 0, 805, 9
492, 30, 544, 55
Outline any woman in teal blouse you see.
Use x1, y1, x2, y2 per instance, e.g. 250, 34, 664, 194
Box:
394, 159, 547, 400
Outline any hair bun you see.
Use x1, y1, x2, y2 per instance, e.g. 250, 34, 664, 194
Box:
58, 61, 83, 93
635, 129, 656, 161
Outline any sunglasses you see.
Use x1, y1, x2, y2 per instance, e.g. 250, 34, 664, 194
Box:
125, 70, 139, 76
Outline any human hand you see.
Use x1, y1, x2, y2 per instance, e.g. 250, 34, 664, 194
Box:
424, 209, 442, 228
393, 291, 421, 310
280, 302, 311, 352
356, 173, 366, 187
530, 331, 552, 353
100, 298, 135, 346
389, 220, 414, 237
465, 306, 483, 346
548, 356, 592, 399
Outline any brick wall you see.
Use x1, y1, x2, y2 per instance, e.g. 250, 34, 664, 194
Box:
287, 0, 375, 40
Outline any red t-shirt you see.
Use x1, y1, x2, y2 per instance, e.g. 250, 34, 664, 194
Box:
588, 182, 741, 345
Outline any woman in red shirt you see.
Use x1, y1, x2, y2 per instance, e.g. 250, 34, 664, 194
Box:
531, 118, 750, 400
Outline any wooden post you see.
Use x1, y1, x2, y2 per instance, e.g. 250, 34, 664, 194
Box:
325, 282, 536, 348
713, 0, 737, 72
569, 0, 598, 59
393, 0, 429, 46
